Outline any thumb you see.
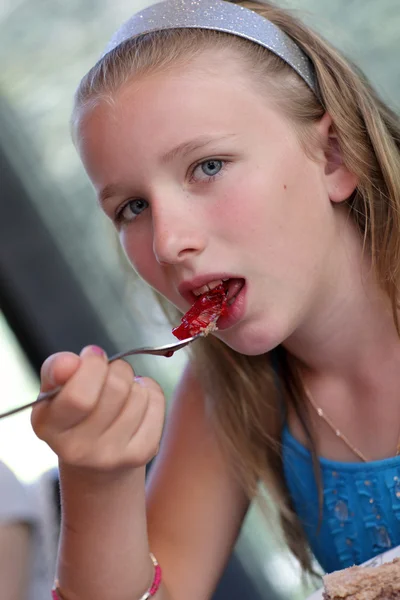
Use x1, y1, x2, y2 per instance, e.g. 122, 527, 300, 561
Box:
40, 352, 81, 393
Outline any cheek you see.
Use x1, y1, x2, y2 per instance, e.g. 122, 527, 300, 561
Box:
215, 164, 287, 243
223, 157, 328, 265
210, 167, 270, 240
120, 229, 157, 284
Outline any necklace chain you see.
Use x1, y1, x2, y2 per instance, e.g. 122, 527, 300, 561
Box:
305, 387, 400, 463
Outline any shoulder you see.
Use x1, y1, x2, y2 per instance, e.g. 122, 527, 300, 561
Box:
166, 360, 213, 433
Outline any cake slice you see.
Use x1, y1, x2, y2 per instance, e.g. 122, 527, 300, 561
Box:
323, 558, 400, 600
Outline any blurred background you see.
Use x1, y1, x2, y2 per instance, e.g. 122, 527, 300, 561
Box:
0, 0, 398, 598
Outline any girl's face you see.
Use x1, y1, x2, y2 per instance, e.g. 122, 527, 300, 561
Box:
77, 50, 355, 355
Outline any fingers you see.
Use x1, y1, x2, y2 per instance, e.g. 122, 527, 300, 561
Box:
77, 358, 136, 436
33, 351, 82, 437
124, 378, 165, 465
40, 351, 81, 392
53, 346, 111, 431
33, 346, 109, 438
73, 376, 165, 470
107, 378, 160, 450
33, 345, 167, 473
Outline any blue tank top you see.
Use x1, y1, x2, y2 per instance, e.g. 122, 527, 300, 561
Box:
282, 425, 400, 573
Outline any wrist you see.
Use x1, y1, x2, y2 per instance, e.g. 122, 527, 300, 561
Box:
59, 461, 146, 488
59, 462, 146, 532
53, 553, 161, 600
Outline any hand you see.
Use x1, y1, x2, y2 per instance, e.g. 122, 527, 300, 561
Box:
31, 346, 165, 472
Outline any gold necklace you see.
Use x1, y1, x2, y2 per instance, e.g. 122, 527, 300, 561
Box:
305, 387, 400, 463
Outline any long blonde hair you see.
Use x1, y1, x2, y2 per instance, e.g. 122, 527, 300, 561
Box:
72, 0, 400, 573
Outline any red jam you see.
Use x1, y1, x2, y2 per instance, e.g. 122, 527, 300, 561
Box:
172, 284, 228, 340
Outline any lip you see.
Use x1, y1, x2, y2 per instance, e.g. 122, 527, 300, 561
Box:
216, 281, 247, 331
177, 273, 242, 304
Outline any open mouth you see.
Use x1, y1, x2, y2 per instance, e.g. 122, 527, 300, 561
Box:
172, 278, 245, 340
224, 278, 245, 306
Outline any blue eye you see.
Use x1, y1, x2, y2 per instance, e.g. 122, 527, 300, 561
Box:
202, 160, 223, 176
118, 198, 149, 222
192, 159, 224, 181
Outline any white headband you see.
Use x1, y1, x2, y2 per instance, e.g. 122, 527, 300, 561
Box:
102, 0, 319, 96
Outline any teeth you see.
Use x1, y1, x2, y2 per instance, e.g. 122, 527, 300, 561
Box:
208, 280, 223, 290
193, 279, 223, 296
193, 285, 209, 296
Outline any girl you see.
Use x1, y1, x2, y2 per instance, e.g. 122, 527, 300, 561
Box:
31, 0, 400, 598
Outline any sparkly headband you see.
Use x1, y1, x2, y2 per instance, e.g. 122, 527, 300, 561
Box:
102, 0, 318, 95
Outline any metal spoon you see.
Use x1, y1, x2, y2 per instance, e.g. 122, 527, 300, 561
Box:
0, 333, 204, 420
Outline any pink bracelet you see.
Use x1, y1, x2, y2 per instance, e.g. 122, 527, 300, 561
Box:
139, 553, 162, 600
51, 552, 162, 600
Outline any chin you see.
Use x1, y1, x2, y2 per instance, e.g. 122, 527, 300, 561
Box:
214, 321, 283, 356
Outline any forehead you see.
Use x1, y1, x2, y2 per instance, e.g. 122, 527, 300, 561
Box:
77, 49, 278, 142
75, 51, 293, 189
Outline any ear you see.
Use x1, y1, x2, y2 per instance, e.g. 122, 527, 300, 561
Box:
317, 112, 358, 203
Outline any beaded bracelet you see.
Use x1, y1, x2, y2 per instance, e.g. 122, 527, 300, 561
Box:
140, 553, 162, 600
51, 552, 162, 600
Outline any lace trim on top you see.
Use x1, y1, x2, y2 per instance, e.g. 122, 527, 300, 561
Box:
282, 426, 400, 572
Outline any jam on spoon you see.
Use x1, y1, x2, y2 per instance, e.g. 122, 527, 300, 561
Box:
172, 283, 228, 340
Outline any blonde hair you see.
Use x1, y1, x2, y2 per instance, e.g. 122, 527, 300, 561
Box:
72, 0, 400, 574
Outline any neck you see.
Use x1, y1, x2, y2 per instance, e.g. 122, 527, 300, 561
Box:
283, 218, 400, 388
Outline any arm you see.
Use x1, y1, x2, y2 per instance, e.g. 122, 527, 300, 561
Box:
0, 521, 31, 600
146, 365, 250, 598
57, 365, 248, 600
33, 349, 248, 600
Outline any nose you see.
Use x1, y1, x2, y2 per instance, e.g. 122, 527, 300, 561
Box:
151, 198, 207, 266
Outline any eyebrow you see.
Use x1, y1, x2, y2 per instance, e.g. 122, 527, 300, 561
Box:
98, 183, 127, 206
98, 134, 237, 205
160, 134, 237, 164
